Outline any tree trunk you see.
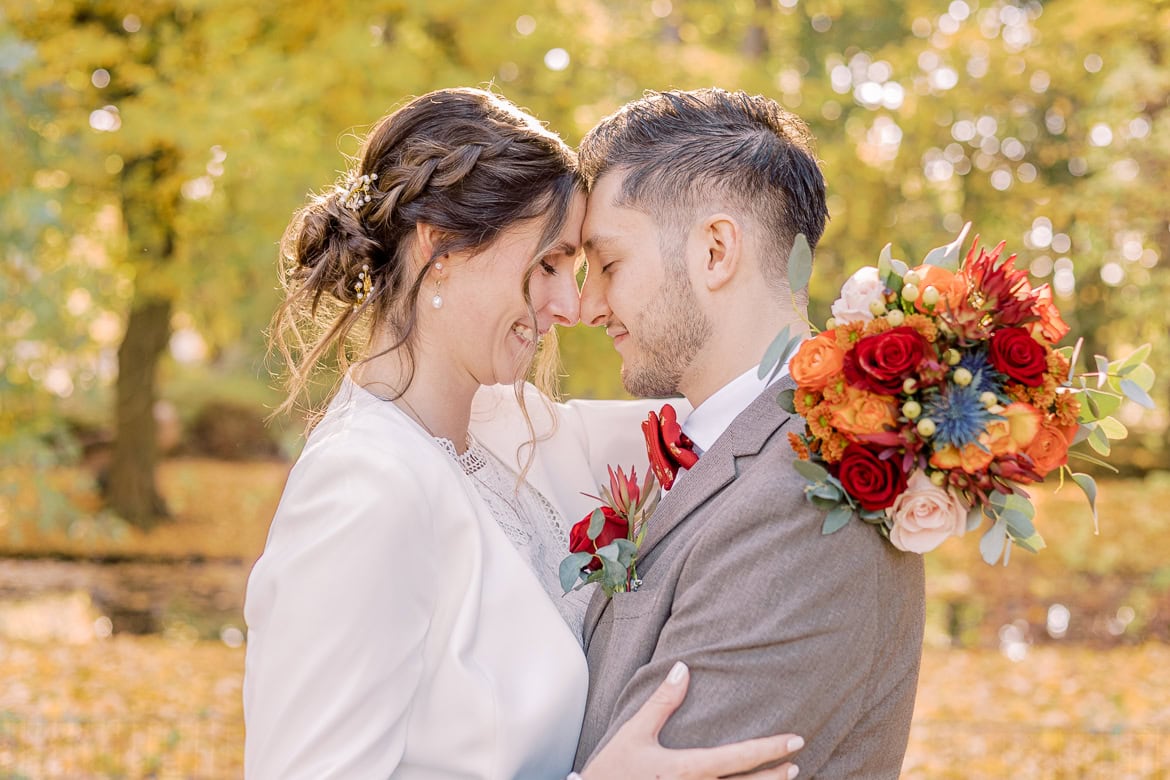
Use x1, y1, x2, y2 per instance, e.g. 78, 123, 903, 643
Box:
104, 150, 179, 527
106, 297, 172, 525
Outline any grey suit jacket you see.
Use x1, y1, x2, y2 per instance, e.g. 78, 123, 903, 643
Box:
574, 381, 926, 778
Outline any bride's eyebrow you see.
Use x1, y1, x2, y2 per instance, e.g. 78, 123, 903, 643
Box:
540, 241, 578, 260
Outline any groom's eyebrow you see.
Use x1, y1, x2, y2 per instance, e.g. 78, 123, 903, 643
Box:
583, 235, 619, 254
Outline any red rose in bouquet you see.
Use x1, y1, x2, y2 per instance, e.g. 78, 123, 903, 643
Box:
843, 326, 928, 395
835, 444, 908, 512
989, 327, 1048, 387
568, 507, 628, 571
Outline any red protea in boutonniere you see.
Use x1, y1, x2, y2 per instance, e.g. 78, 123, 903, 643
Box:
560, 466, 661, 597
642, 404, 699, 490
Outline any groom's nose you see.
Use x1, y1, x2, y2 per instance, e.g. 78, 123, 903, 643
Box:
578, 263, 610, 328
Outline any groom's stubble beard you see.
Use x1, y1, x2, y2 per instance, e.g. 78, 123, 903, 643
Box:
620, 256, 712, 398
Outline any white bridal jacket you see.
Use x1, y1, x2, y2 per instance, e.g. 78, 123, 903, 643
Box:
243, 379, 666, 779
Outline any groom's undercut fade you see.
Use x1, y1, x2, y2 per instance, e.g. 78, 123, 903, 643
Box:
578, 88, 828, 295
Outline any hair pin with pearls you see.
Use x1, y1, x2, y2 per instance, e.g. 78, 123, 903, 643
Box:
340, 171, 378, 211
353, 264, 371, 310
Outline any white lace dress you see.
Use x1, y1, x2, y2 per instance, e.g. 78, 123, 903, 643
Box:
435, 436, 594, 642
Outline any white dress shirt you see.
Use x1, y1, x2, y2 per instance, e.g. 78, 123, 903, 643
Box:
682, 362, 791, 455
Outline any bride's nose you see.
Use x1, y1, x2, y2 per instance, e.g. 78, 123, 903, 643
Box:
543, 272, 581, 328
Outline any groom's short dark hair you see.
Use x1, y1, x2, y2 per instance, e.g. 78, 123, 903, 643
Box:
578, 88, 828, 294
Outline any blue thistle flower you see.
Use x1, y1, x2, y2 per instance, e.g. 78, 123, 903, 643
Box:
957, 349, 1003, 398
924, 383, 1000, 450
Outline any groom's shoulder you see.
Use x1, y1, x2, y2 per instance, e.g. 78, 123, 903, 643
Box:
731, 411, 818, 500
704, 412, 906, 565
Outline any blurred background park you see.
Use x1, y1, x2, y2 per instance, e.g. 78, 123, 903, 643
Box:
1, 0, 1168, 776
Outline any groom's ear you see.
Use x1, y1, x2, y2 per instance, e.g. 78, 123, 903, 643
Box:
698, 213, 742, 292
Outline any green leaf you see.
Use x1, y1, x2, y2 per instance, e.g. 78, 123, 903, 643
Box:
586, 508, 607, 540
809, 482, 843, 502
810, 494, 842, 511
612, 538, 638, 566
597, 540, 635, 568
1094, 355, 1110, 388
1012, 533, 1047, 554
822, 504, 854, 535
921, 221, 970, 271
1067, 450, 1120, 473
890, 257, 909, 278
877, 243, 893, 278
979, 517, 1008, 565
1068, 337, 1084, 382
966, 505, 985, 533
1113, 343, 1152, 376
1081, 390, 1122, 422
559, 552, 594, 593
990, 492, 1038, 540
793, 459, 830, 483
777, 388, 796, 414
787, 233, 812, 294
1125, 363, 1156, 392
1097, 416, 1128, 440
758, 324, 793, 379
1070, 472, 1099, 531
1120, 378, 1156, 410
758, 327, 805, 385
600, 555, 628, 594
1086, 424, 1111, 456
990, 491, 1035, 518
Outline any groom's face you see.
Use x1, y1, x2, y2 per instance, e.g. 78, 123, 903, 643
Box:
580, 172, 710, 397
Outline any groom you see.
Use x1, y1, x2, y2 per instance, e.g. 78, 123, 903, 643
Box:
574, 89, 925, 777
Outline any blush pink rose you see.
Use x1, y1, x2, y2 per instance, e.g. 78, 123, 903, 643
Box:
887, 470, 968, 554
831, 266, 886, 324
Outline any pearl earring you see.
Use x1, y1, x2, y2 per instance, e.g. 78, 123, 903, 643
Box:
432, 260, 444, 309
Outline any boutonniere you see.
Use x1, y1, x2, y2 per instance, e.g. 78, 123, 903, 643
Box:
642, 404, 699, 490
560, 466, 660, 597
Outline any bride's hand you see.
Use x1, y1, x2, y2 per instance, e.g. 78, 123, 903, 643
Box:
579, 661, 803, 780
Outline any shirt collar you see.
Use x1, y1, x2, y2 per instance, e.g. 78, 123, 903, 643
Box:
681, 360, 790, 455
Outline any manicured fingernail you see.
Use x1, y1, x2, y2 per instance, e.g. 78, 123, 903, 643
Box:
787, 765, 800, 779
668, 661, 687, 684
787, 736, 804, 752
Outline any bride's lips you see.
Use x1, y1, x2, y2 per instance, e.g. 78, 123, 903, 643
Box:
510, 322, 547, 347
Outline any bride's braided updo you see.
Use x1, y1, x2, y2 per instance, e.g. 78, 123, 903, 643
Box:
271, 88, 578, 416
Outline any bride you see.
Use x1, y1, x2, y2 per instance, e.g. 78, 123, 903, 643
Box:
243, 88, 802, 779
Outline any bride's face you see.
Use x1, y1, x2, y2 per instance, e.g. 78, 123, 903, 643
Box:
432, 192, 584, 387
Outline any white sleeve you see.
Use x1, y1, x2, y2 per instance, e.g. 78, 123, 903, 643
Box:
470, 384, 692, 525
554, 395, 691, 480
243, 443, 437, 779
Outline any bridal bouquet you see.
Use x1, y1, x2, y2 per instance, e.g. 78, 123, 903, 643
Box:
764, 225, 1155, 564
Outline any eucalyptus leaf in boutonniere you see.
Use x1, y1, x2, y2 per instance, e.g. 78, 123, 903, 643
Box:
560, 466, 660, 597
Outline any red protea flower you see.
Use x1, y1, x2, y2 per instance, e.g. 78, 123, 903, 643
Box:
957, 238, 1039, 332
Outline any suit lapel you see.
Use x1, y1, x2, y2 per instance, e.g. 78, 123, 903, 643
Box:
582, 376, 798, 651
638, 376, 797, 560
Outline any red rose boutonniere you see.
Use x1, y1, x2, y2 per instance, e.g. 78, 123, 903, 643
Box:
642, 404, 699, 490
560, 465, 660, 597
